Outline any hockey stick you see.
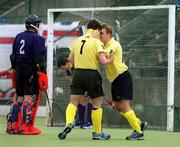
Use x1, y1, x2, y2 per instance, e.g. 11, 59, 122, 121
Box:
44, 89, 54, 127
103, 96, 115, 109
2, 98, 13, 105
36, 64, 54, 126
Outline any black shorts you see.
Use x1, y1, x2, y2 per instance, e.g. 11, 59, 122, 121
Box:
70, 69, 104, 98
15, 63, 38, 96
111, 70, 133, 101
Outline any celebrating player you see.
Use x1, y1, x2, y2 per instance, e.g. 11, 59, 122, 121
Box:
100, 24, 147, 140
58, 20, 113, 140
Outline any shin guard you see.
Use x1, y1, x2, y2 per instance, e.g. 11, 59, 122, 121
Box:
21, 91, 41, 135
6, 98, 22, 134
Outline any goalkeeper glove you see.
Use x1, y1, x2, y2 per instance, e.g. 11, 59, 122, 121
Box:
37, 72, 48, 91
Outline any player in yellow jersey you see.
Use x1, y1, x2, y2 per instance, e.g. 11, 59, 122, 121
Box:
58, 20, 113, 140
100, 24, 147, 140
57, 57, 93, 129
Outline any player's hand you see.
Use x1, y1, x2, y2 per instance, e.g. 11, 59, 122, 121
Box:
109, 55, 114, 62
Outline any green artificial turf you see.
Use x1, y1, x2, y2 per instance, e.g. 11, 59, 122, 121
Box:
1, 116, 180, 147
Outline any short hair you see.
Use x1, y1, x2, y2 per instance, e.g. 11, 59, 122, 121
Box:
101, 24, 112, 36
57, 57, 69, 68
87, 20, 102, 30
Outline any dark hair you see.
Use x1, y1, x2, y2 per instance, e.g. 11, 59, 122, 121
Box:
101, 24, 112, 36
87, 20, 102, 30
57, 57, 69, 68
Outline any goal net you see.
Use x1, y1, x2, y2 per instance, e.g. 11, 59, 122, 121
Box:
47, 5, 177, 131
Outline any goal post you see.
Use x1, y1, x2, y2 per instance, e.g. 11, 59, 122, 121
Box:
167, 5, 176, 132
47, 5, 176, 131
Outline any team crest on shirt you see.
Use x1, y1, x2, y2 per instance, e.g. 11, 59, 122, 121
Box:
109, 49, 113, 55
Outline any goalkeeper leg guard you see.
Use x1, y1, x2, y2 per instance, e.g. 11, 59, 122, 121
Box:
6, 98, 22, 134
20, 92, 41, 135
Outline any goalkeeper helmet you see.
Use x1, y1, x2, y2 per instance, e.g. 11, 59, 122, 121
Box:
25, 14, 41, 31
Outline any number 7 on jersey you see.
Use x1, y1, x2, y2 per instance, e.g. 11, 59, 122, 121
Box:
80, 40, 86, 54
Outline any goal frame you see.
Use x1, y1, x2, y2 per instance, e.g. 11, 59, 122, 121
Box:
47, 5, 176, 131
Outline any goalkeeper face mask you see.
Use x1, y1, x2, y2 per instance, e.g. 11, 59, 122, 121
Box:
36, 23, 43, 35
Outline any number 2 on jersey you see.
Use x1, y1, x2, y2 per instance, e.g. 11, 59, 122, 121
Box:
19, 39, 25, 55
80, 40, 86, 54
